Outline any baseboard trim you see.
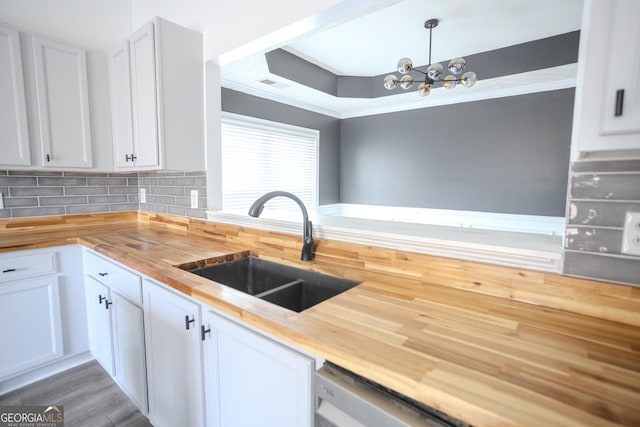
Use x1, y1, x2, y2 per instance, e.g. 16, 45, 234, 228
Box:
0, 352, 93, 395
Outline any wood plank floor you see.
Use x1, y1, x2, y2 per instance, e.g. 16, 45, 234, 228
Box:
0, 361, 152, 427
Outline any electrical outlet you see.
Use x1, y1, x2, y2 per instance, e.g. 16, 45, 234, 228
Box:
190, 190, 198, 208
621, 211, 640, 256
140, 188, 146, 203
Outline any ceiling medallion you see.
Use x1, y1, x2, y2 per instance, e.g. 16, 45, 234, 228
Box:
384, 19, 478, 97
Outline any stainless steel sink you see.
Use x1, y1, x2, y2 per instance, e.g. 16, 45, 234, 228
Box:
186, 256, 359, 312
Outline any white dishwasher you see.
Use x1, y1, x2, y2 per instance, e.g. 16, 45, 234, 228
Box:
315, 363, 470, 427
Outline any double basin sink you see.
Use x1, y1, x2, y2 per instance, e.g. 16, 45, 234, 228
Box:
185, 256, 359, 312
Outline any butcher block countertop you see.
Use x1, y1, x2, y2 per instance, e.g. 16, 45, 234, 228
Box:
1, 213, 639, 427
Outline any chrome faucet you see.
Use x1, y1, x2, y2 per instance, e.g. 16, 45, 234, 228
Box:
248, 191, 314, 261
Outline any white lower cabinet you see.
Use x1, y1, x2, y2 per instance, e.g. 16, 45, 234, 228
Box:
85, 276, 114, 375
111, 292, 147, 412
202, 310, 314, 427
81, 252, 316, 427
0, 277, 63, 379
143, 279, 205, 427
0, 246, 88, 393
83, 250, 147, 413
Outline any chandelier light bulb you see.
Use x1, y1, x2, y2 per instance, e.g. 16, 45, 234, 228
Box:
461, 71, 478, 87
418, 83, 431, 97
400, 75, 414, 89
397, 57, 413, 74
443, 75, 457, 89
426, 63, 444, 80
384, 74, 399, 90
447, 57, 466, 75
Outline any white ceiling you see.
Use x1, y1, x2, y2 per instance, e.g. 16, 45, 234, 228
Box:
285, 0, 584, 76
221, 0, 584, 118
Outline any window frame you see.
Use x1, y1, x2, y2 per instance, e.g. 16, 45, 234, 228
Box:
220, 112, 320, 215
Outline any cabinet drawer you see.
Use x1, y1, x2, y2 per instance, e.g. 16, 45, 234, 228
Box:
84, 251, 142, 305
0, 252, 57, 283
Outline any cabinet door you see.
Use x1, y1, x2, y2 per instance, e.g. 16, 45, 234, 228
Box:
203, 310, 314, 427
600, 0, 640, 135
32, 35, 92, 168
143, 280, 204, 427
85, 276, 114, 375
129, 23, 160, 169
108, 43, 135, 169
0, 277, 63, 379
573, 0, 640, 155
0, 25, 30, 166
111, 291, 147, 413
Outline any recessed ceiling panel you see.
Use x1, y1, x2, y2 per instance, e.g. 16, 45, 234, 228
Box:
286, 0, 583, 76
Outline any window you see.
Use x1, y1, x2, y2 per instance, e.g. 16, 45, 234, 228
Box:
221, 113, 319, 216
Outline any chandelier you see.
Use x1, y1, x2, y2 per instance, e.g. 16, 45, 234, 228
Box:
383, 19, 478, 97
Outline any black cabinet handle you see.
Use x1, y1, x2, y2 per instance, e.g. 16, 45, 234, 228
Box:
99, 295, 106, 304
131, 154, 137, 161
46, 154, 51, 162
185, 315, 195, 330
2, 268, 16, 273
615, 89, 624, 117
98, 272, 108, 277
201, 325, 211, 341
125, 154, 132, 162
105, 300, 113, 309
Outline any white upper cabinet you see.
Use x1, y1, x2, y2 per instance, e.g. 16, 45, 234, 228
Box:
572, 0, 640, 157
108, 17, 204, 171
32, 35, 93, 168
108, 43, 136, 169
0, 25, 31, 167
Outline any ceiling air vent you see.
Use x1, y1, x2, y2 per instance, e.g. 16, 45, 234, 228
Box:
258, 78, 291, 89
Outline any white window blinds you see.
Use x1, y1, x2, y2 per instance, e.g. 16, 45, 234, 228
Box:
221, 113, 319, 215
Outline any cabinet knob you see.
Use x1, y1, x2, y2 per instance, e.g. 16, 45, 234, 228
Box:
2, 268, 16, 273
201, 325, 211, 341
185, 315, 195, 330
105, 300, 113, 309
98, 295, 106, 304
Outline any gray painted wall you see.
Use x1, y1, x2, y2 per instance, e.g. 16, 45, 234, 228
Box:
340, 89, 575, 216
221, 88, 341, 204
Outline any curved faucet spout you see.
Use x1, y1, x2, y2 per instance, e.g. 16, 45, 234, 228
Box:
248, 191, 315, 261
